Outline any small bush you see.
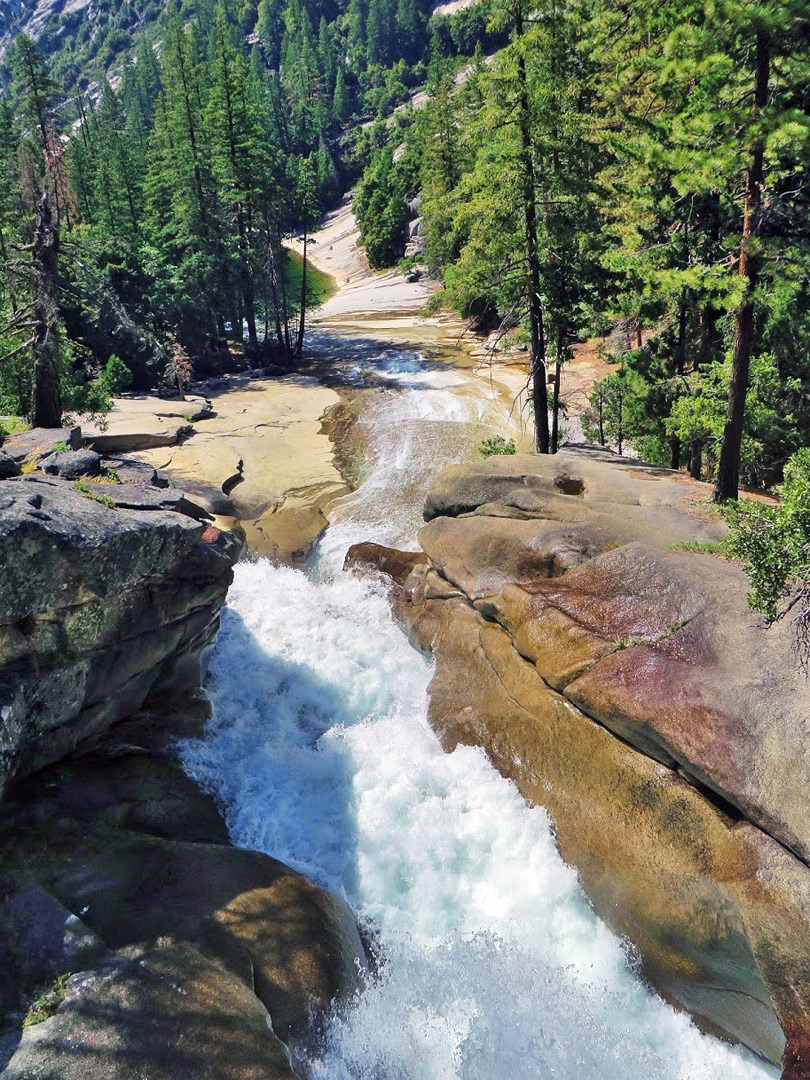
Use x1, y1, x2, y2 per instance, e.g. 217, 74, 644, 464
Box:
479, 435, 516, 457
23, 974, 70, 1028
99, 354, 133, 396
73, 480, 116, 509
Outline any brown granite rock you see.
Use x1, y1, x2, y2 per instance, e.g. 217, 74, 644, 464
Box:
344, 541, 428, 585
12, 826, 365, 1043
3, 941, 299, 1080
374, 446, 810, 1073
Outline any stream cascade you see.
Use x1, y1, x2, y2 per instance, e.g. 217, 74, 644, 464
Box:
181, 335, 776, 1080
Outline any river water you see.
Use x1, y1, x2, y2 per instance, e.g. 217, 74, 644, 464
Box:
181, 335, 777, 1080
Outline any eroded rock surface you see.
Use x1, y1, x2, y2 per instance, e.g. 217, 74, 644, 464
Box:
353, 445, 810, 1076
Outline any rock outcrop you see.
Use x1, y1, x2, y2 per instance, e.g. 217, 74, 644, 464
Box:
350, 445, 810, 1078
0, 431, 366, 1078
0, 470, 240, 798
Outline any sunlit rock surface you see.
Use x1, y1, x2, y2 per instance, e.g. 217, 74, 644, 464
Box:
352, 445, 810, 1076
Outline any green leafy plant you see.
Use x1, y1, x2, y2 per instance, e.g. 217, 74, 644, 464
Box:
99, 354, 133, 396
0, 416, 30, 438
724, 449, 810, 662
93, 465, 122, 484
73, 480, 116, 509
23, 974, 70, 1028
479, 435, 516, 457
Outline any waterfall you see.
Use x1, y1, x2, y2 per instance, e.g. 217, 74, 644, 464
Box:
181, 343, 776, 1080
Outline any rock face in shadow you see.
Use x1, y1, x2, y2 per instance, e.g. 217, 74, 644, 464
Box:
0, 472, 241, 799
353, 445, 810, 1078
0, 450, 367, 1079
0, 727, 366, 1078
4, 941, 300, 1080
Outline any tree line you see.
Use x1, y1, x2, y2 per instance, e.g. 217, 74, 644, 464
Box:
361, 0, 810, 502
0, 0, 470, 428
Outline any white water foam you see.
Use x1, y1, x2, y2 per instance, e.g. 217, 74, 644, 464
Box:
181, 349, 778, 1080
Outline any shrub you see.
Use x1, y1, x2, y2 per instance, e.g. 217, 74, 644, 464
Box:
479, 435, 516, 457
99, 354, 133, 395
724, 447, 810, 663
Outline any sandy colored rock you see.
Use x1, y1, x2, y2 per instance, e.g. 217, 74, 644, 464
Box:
245, 480, 349, 561
111, 376, 346, 557
288, 195, 438, 323
425, 602, 795, 1066
418, 514, 607, 600
376, 445, 810, 1071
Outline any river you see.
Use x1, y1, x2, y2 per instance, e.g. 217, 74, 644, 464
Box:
180, 327, 777, 1080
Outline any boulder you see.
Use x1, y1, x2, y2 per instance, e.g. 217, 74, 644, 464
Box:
41, 449, 102, 479
0, 426, 82, 464
0, 475, 240, 797
3, 941, 299, 1080
0, 451, 19, 478
418, 514, 607, 600
379, 446, 810, 1073
87, 424, 194, 454
12, 825, 366, 1043
3, 886, 109, 989
344, 541, 428, 586
100, 456, 165, 487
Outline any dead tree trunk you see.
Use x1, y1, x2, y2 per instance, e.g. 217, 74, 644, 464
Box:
31, 191, 62, 428
551, 324, 565, 453
295, 232, 308, 357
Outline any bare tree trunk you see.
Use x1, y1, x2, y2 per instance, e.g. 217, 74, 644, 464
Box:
671, 297, 688, 469
31, 192, 62, 428
689, 441, 702, 481
597, 386, 605, 446
515, 0, 549, 454
295, 232, 308, 357
551, 325, 564, 453
714, 31, 770, 502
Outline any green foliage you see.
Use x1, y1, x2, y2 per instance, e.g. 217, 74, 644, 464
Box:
479, 435, 516, 457
73, 480, 117, 508
724, 449, 810, 629
99, 355, 133, 395
23, 974, 70, 1028
355, 145, 410, 268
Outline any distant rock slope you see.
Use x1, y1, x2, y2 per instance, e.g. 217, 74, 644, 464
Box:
348, 445, 810, 1079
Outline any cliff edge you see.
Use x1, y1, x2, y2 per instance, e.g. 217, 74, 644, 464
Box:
0, 430, 366, 1079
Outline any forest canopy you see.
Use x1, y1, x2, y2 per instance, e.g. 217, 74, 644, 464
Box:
1, 0, 809, 504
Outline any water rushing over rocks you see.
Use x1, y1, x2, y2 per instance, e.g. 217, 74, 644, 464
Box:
182, 338, 776, 1080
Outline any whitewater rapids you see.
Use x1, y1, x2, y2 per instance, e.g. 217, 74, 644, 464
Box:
181, 345, 777, 1080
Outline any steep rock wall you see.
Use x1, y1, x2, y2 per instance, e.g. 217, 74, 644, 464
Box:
0, 471, 240, 798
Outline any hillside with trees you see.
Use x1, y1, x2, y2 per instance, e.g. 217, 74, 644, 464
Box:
1, 0, 810, 506
356, 0, 810, 503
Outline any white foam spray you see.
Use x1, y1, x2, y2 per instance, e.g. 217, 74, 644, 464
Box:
181, 349, 777, 1080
